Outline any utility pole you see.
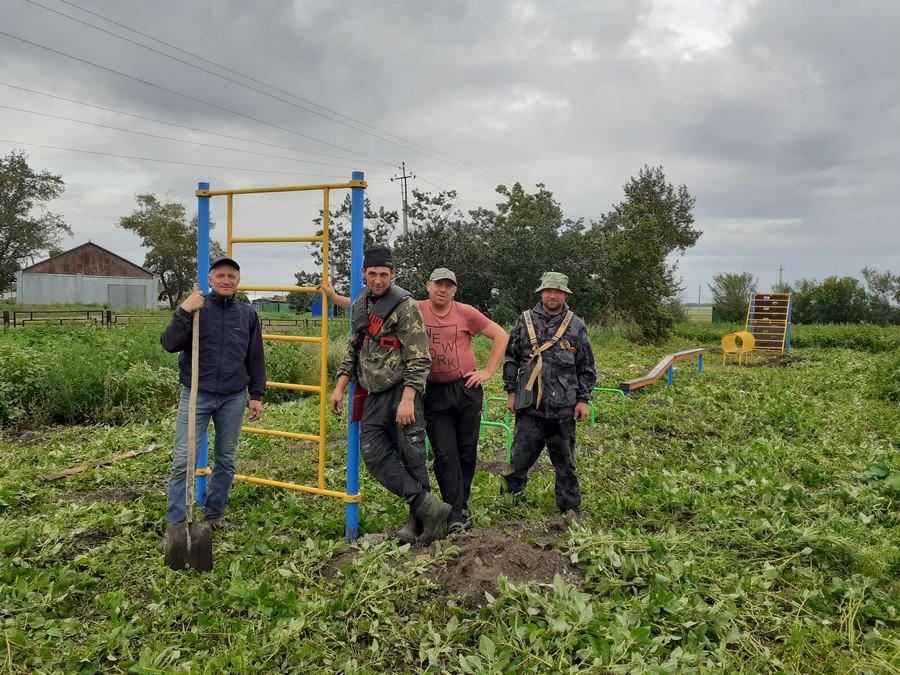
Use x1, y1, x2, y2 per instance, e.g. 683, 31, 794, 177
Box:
698, 285, 701, 320
778, 265, 784, 291
391, 162, 415, 236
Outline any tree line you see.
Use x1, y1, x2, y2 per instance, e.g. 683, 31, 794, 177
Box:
292, 165, 701, 340
13, 146, 895, 336
709, 269, 900, 325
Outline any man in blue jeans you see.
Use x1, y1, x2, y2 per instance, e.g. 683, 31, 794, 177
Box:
161, 257, 266, 529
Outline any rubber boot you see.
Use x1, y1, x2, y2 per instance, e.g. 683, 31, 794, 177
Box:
413, 492, 452, 545
396, 511, 421, 544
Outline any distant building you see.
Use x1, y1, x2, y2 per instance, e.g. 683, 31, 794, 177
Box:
251, 295, 291, 313
16, 243, 158, 309
0, 282, 15, 302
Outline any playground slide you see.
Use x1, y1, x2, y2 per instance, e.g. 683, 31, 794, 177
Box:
618, 348, 706, 394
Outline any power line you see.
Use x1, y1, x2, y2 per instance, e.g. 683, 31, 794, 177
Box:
0, 82, 389, 167
0, 30, 395, 166
0, 138, 356, 179
26, 0, 518, 184
0, 104, 394, 173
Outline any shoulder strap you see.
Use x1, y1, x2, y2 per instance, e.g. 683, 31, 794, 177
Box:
351, 284, 411, 342
522, 310, 538, 347
520, 310, 575, 409
525, 310, 574, 355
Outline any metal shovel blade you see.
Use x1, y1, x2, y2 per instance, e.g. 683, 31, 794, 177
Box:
164, 520, 213, 572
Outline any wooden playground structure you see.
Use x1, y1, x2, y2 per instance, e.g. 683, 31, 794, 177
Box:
722, 292, 792, 365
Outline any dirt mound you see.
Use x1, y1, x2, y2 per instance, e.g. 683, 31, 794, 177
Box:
748, 353, 804, 368
426, 520, 581, 609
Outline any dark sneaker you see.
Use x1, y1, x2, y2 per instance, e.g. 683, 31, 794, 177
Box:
447, 519, 470, 535
205, 516, 233, 531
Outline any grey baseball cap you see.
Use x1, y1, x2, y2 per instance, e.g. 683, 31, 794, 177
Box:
429, 268, 457, 284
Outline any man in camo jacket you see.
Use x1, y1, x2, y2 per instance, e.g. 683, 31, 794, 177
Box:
329, 245, 452, 545
502, 271, 597, 520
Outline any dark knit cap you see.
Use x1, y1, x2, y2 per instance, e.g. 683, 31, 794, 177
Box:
363, 244, 394, 269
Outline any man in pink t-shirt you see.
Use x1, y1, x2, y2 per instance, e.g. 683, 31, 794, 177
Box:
419, 268, 508, 533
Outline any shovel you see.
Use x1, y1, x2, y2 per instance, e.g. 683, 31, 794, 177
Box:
165, 290, 213, 572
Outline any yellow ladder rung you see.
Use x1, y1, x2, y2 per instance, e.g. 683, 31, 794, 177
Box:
231, 236, 324, 244
241, 285, 322, 293
263, 334, 323, 344
267, 382, 322, 393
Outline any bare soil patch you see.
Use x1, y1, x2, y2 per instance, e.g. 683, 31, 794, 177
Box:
61, 488, 144, 503
749, 353, 804, 368
475, 460, 552, 477
426, 520, 581, 609
323, 520, 581, 609
74, 530, 114, 547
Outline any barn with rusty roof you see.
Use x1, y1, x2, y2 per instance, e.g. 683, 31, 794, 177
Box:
15, 242, 158, 309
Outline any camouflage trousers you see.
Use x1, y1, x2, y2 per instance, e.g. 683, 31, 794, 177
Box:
503, 412, 582, 511
360, 383, 431, 504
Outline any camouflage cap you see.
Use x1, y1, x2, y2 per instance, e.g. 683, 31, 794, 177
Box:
535, 271, 572, 294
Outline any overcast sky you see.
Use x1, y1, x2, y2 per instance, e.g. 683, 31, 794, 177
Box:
2, 0, 898, 302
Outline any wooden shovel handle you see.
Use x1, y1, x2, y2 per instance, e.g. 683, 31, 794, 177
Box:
186, 284, 200, 520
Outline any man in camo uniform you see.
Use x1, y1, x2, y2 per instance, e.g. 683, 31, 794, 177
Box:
502, 271, 597, 519
329, 245, 452, 544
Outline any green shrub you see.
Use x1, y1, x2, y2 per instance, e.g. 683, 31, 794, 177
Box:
674, 321, 742, 343
100, 363, 180, 424
871, 354, 900, 402
0, 344, 48, 425
791, 324, 900, 352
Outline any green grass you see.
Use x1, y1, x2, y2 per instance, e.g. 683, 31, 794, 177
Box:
0, 324, 898, 672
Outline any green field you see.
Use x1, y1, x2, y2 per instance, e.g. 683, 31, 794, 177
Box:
683, 305, 714, 323
1, 322, 898, 673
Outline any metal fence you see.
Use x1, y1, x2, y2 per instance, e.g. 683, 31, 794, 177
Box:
2, 310, 329, 329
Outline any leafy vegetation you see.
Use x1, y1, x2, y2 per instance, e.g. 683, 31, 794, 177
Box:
117, 194, 226, 309
708, 271, 757, 323
300, 166, 700, 340
0, 323, 898, 673
0, 150, 71, 293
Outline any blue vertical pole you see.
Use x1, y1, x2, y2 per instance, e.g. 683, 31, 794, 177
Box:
195, 182, 210, 506
698, 354, 703, 373
667, 365, 673, 386
345, 171, 365, 541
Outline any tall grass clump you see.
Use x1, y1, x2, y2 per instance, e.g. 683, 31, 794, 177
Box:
792, 324, 900, 352
871, 353, 900, 402
673, 321, 742, 343
0, 324, 179, 427
0, 344, 48, 425
0, 323, 353, 426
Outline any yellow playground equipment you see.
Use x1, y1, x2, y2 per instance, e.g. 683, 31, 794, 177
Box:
721, 291, 793, 365
721, 330, 755, 365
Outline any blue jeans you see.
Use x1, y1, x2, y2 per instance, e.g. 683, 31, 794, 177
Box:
166, 388, 247, 524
